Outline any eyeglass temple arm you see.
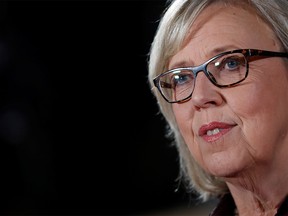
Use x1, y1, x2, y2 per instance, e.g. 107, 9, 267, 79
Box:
248, 49, 288, 58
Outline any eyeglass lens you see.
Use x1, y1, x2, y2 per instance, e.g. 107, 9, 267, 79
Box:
158, 53, 247, 102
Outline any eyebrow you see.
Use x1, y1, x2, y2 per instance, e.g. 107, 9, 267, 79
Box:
169, 60, 193, 70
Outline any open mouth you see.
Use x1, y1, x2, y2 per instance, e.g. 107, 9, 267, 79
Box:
199, 122, 236, 142
206, 128, 222, 136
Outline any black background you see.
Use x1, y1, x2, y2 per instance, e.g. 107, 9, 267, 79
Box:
0, 1, 196, 215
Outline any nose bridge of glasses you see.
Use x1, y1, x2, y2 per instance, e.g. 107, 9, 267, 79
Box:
191, 63, 213, 80
190, 62, 219, 87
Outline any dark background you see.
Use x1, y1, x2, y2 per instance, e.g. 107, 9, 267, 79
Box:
0, 0, 196, 215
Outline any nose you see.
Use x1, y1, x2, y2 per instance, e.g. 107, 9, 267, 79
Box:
191, 72, 223, 110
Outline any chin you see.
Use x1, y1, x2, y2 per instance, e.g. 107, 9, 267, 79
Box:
203, 154, 251, 178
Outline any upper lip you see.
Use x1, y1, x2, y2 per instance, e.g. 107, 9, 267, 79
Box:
198, 121, 236, 136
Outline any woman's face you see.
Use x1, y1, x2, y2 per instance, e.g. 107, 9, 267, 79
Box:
170, 4, 288, 177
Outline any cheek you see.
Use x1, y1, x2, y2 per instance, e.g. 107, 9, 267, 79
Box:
227, 81, 271, 137
172, 103, 194, 137
227, 63, 285, 120
227, 67, 288, 155
172, 104, 204, 163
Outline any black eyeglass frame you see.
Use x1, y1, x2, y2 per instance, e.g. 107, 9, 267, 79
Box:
153, 49, 288, 103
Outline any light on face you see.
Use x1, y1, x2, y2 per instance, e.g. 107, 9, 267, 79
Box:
215, 61, 220, 67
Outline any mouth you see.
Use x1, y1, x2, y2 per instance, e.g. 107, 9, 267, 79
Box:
199, 121, 236, 142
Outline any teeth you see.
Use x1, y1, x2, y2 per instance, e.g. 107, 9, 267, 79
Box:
207, 128, 220, 136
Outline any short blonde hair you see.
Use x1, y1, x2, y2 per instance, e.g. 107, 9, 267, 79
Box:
148, 0, 288, 202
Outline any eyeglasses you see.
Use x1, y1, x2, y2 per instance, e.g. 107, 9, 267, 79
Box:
153, 49, 288, 103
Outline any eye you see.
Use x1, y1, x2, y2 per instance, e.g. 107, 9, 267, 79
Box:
172, 72, 193, 86
223, 57, 242, 70
207, 53, 247, 86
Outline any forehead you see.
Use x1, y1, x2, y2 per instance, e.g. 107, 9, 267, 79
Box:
169, 2, 280, 69
191, 3, 267, 35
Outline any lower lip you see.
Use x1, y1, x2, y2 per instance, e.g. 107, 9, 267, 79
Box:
202, 128, 233, 142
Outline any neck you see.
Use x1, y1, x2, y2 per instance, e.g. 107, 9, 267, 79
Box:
228, 184, 282, 216
225, 165, 288, 216
226, 170, 288, 216
224, 138, 288, 216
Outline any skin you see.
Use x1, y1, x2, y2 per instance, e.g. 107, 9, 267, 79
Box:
170, 3, 288, 216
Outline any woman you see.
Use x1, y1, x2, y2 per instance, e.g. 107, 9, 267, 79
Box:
148, 0, 288, 215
